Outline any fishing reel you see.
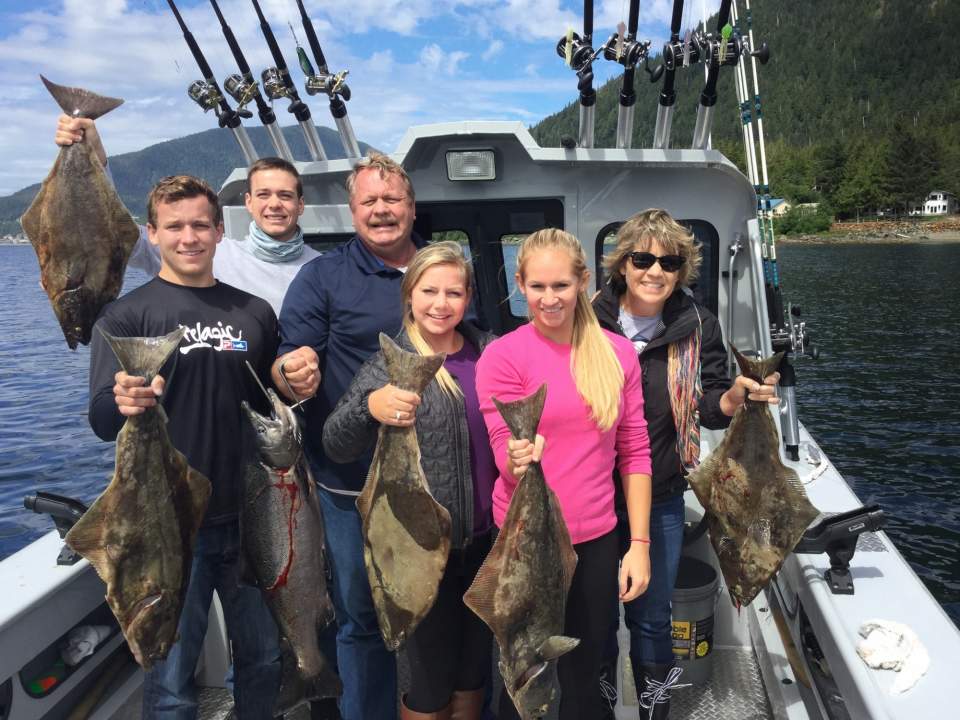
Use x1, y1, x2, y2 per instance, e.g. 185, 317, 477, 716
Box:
304, 69, 352, 101
223, 74, 258, 119
187, 79, 224, 113
556, 31, 601, 92
261, 67, 295, 101
771, 303, 819, 360
599, 31, 659, 81
601, 33, 651, 69
655, 33, 704, 77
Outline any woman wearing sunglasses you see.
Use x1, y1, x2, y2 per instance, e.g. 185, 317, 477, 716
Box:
593, 209, 779, 719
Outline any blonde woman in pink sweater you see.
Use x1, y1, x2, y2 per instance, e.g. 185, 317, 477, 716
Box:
476, 228, 653, 720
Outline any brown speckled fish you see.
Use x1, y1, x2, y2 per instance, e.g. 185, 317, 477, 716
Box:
20, 76, 139, 349
687, 345, 820, 607
356, 333, 452, 650
464, 385, 579, 720
65, 328, 211, 668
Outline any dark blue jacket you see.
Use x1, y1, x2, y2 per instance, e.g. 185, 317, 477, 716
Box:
278, 233, 427, 494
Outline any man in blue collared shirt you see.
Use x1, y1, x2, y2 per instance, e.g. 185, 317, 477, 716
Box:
272, 152, 424, 720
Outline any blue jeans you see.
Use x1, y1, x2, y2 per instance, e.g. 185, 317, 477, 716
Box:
142, 522, 281, 720
623, 495, 685, 666
318, 488, 397, 720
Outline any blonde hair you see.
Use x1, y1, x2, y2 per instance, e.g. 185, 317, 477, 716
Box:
602, 208, 702, 293
400, 241, 473, 397
517, 229, 624, 431
346, 151, 415, 202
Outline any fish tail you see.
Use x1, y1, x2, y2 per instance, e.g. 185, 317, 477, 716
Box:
98, 327, 186, 381
379, 332, 445, 395
492, 384, 547, 443
730, 344, 784, 383
40, 75, 124, 120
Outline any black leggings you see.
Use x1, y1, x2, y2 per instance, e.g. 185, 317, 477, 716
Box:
404, 532, 493, 713
498, 530, 619, 720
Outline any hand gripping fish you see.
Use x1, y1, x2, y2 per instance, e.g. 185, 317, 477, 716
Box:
20, 76, 140, 349
464, 385, 579, 720
686, 345, 820, 607
65, 328, 211, 668
356, 333, 452, 650
241, 389, 341, 708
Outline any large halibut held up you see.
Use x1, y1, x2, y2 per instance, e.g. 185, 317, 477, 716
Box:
20, 76, 140, 349
464, 386, 579, 720
241, 389, 341, 709
65, 328, 211, 668
356, 333, 452, 650
687, 345, 820, 607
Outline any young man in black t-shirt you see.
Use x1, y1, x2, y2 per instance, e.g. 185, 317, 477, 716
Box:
88, 176, 281, 718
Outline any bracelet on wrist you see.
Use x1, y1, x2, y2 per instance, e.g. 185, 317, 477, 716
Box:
630, 537, 651, 544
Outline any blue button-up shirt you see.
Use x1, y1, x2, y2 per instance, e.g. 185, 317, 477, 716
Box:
278, 233, 427, 494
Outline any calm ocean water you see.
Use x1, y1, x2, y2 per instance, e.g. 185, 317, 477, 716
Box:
0, 242, 958, 625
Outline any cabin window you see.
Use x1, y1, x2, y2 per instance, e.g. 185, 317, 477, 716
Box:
594, 219, 720, 317
430, 230, 472, 260
413, 198, 564, 334
500, 234, 528, 318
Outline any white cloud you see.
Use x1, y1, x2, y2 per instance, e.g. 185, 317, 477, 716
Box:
481, 39, 504, 61
420, 43, 470, 75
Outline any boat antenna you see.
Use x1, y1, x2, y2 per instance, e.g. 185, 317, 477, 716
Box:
249, 0, 328, 161
166, 0, 259, 166
208, 0, 295, 162
601, 0, 656, 149
555, 0, 600, 148
293, 0, 361, 158
651, 0, 686, 149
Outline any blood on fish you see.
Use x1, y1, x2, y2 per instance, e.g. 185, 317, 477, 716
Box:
267, 467, 301, 591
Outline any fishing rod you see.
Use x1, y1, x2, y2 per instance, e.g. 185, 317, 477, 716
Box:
555, 0, 599, 148
602, 0, 656, 149
690, 0, 733, 149
651, 0, 685, 149
689, 0, 766, 149
166, 0, 258, 166
293, 0, 361, 158
208, 0, 295, 162
250, 0, 327, 161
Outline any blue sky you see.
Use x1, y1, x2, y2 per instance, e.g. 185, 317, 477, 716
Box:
0, 0, 717, 195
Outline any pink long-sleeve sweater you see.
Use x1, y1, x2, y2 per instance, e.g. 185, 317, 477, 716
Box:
475, 323, 651, 545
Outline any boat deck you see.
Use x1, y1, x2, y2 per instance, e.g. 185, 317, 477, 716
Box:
123, 644, 773, 720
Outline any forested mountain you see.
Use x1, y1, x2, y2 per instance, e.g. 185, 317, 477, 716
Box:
532, 0, 960, 219
0, 125, 370, 235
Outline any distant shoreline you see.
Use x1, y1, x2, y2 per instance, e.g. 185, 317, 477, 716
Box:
778, 230, 960, 245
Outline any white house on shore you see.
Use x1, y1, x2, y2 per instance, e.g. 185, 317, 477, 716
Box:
923, 190, 958, 216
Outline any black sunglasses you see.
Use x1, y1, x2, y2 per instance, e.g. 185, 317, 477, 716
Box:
629, 251, 685, 273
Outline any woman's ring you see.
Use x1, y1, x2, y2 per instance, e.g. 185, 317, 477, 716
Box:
395, 410, 401, 421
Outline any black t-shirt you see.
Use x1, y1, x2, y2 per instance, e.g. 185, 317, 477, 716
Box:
88, 277, 279, 524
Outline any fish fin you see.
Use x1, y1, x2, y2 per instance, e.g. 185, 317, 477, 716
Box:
98, 326, 186, 381
491, 384, 547, 442
730, 344, 784, 383
184, 466, 212, 532
64, 496, 113, 580
40, 75, 124, 120
547, 488, 578, 593
537, 635, 580, 660
462, 529, 509, 626
379, 333, 445, 395
355, 457, 377, 520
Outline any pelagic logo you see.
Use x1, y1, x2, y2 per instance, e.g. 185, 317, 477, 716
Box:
179, 322, 248, 354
